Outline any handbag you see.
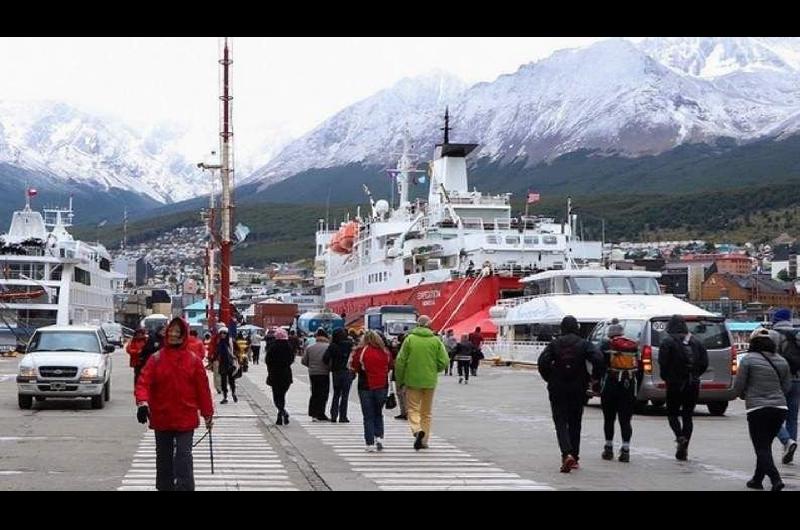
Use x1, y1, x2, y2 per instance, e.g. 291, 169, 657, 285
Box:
385, 380, 397, 410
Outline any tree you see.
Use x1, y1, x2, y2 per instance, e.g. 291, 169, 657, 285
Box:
777, 269, 791, 282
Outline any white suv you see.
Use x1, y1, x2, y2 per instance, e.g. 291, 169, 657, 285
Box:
17, 325, 114, 410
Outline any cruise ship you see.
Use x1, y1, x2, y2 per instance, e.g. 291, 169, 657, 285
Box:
314, 113, 602, 335
0, 194, 122, 342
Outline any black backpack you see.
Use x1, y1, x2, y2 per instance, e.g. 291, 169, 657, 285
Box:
776, 329, 800, 376
551, 339, 585, 382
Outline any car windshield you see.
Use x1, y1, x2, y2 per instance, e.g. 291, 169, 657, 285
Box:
29, 331, 100, 353
650, 320, 731, 349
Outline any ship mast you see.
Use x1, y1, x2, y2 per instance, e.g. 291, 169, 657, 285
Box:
219, 37, 234, 327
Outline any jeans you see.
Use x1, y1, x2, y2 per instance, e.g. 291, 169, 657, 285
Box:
358, 387, 388, 445
549, 390, 585, 459
309, 374, 331, 418
331, 370, 354, 421
666, 380, 699, 441
221, 370, 236, 398
457, 360, 471, 381
778, 379, 800, 445
601, 376, 636, 443
154, 430, 195, 491
748, 407, 787, 486
272, 384, 290, 414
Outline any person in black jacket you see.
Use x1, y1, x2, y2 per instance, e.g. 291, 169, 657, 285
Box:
539, 316, 605, 473
324, 328, 355, 423
658, 314, 709, 461
136, 325, 166, 378
266, 328, 295, 425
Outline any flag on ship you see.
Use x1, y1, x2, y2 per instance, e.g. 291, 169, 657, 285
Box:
27, 188, 37, 197
527, 191, 540, 204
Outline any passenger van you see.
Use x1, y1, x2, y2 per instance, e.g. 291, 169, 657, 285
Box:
589, 315, 737, 415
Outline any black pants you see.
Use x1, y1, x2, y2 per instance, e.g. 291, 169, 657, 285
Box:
601, 376, 636, 443
154, 430, 194, 491
666, 380, 699, 441
133, 366, 142, 386
272, 384, 290, 414
221, 371, 237, 397
457, 360, 471, 381
550, 390, 585, 459
330, 371, 353, 421
252, 346, 261, 364
309, 374, 330, 418
471, 357, 480, 376
447, 357, 455, 375
747, 407, 787, 485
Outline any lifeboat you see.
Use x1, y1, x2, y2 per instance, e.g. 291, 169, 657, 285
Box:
0, 286, 46, 301
329, 231, 347, 254
339, 221, 359, 252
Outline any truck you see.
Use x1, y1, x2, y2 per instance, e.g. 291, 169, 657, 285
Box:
364, 305, 418, 338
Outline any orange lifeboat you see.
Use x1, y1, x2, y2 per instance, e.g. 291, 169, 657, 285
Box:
330, 231, 347, 254
340, 221, 358, 252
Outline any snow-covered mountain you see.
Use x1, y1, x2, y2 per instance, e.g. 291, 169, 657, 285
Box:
246, 37, 800, 189
0, 101, 208, 203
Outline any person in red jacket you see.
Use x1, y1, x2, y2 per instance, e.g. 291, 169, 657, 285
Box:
134, 317, 214, 491
350, 330, 393, 452
126, 328, 148, 384
187, 329, 206, 361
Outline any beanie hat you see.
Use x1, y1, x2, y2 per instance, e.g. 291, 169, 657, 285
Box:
607, 318, 624, 338
773, 308, 792, 324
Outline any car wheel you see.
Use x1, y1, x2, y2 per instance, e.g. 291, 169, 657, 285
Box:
18, 394, 33, 409
707, 402, 728, 416
103, 381, 111, 402
650, 399, 665, 408
91, 393, 105, 409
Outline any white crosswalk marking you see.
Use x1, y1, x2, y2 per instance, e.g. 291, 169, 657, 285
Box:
118, 398, 299, 491
281, 385, 551, 491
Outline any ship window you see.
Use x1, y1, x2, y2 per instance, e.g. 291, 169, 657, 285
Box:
505, 236, 520, 245
74, 267, 91, 286
543, 235, 558, 245
486, 235, 499, 245
524, 236, 539, 245
630, 277, 661, 295
602, 277, 634, 294
568, 277, 605, 294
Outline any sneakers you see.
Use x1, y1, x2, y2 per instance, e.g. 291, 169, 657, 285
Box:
601, 446, 614, 461
464, 380, 468, 385
746, 479, 764, 490
675, 437, 689, 461
220, 398, 228, 405
394, 414, 407, 420
560, 454, 577, 473
365, 445, 377, 453
772, 481, 786, 492
618, 448, 630, 463
375, 437, 384, 451
458, 377, 463, 384
414, 431, 426, 451
783, 440, 797, 464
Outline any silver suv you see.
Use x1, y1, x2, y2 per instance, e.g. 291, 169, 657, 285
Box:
16, 325, 114, 410
589, 316, 737, 416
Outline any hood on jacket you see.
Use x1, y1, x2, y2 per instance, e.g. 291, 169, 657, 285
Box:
560, 316, 580, 335
410, 326, 436, 338
164, 317, 189, 349
773, 308, 792, 324
666, 314, 688, 335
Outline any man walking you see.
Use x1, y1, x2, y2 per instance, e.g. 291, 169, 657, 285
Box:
443, 329, 458, 376
773, 308, 800, 463
658, 314, 708, 461
538, 315, 604, 473
468, 327, 484, 376
135, 317, 214, 491
302, 328, 332, 421
395, 315, 450, 450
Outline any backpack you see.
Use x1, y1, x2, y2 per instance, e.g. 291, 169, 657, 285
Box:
776, 329, 800, 376
551, 339, 585, 382
608, 337, 638, 371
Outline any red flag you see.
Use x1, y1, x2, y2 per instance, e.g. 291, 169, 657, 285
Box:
527, 191, 540, 204
27, 188, 38, 198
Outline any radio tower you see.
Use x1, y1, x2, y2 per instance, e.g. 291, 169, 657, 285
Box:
218, 37, 235, 327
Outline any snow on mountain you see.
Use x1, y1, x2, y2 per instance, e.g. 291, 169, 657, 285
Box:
247, 37, 800, 188
0, 101, 208, 203
244, 71, 467, 188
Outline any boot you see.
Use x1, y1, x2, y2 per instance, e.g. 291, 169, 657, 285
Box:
602, 445, 613, 461
232, 393, 238, 403
676, 437, 688, 461
276, 413, 284, 426
220, 394, 228, 405
283, 411, 290, 425
618, 447, 630, 463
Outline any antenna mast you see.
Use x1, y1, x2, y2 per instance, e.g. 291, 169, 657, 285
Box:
219, 37, 235, 327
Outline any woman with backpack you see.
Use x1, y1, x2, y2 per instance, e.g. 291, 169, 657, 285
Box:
350, 330, 393, 452
599, 319, 639, 463
324, 328, 355, 423
734, 327, 793, 491
265, 328, 295, 425
454, 335, 475, 384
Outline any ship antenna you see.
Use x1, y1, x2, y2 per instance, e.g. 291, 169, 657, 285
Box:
441, 106, 451, 144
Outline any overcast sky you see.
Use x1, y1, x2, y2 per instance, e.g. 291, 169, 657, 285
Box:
0, 37, 619, 161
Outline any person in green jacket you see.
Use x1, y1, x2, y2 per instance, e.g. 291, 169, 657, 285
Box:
395, 315, 450, 450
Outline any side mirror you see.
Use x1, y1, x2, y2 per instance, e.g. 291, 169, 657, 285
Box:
104, 345, 115, 354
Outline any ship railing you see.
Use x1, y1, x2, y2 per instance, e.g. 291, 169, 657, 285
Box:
482, 340, 548, 365
494, 294, 548, 307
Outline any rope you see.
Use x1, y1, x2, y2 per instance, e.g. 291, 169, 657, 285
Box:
438, 271, 487, 331
429, 275, 479, 326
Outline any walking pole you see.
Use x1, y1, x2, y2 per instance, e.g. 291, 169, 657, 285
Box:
209, 428, 215, 475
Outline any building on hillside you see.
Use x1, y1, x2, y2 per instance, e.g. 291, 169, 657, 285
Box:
701, 273, 800, 311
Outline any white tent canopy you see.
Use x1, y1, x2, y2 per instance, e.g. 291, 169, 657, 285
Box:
495, 294, 715, 326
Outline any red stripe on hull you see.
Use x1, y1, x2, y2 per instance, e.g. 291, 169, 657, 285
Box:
326, 276, 523, 330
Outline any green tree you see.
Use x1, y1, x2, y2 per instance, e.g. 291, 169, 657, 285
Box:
777, 269, 791, 282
